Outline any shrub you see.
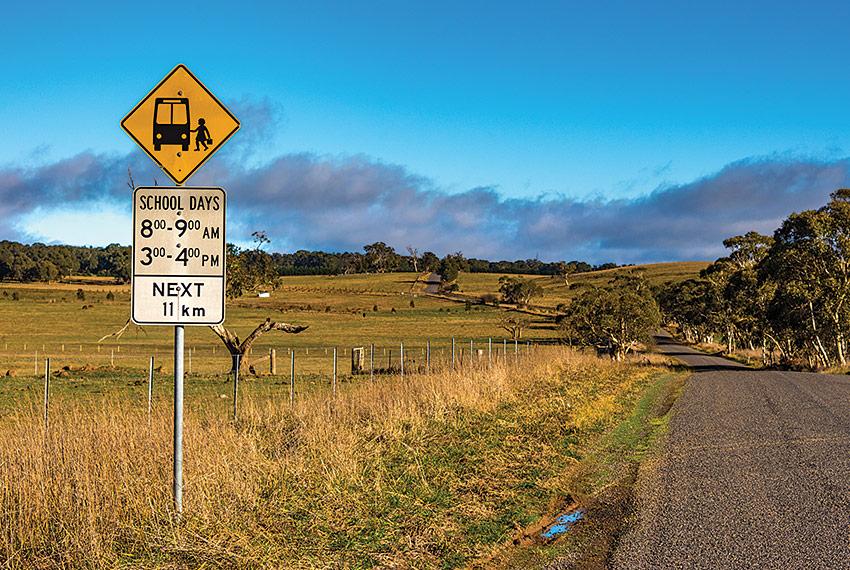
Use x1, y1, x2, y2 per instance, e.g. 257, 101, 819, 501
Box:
480, 293, 498, 305
76, 289, 86, 301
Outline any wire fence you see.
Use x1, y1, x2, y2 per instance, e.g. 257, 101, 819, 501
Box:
0, 337, 542, 379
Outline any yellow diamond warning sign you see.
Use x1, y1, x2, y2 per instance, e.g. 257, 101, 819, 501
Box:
121, 64, 239, 185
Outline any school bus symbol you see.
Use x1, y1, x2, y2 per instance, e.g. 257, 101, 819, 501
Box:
153, 98, 190, 151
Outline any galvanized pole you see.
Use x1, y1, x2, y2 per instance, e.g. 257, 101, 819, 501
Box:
233, 353, 240, 422
290, 350, 295, 405
173, 325, 184, 516
43, 357, 50, 431
332, 347, 337, 397
148, 356, 154, 423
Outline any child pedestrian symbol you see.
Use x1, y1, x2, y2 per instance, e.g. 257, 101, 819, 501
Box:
191, 118, 212, 151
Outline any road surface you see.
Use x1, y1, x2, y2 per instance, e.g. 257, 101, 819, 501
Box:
424, 272, 442, 293
612, 332, 850, 569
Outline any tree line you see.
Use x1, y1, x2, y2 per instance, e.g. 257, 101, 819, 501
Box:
0, 239, 616, 284
0, 241, 130, 283
657, 189, 850, 369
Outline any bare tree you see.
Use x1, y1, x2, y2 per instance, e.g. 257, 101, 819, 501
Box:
406, 245, 419, 273
211, 319, 307, 375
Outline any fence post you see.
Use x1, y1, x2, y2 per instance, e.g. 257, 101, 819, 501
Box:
270, 348, 277, 375
503, 339, 507, 358
233, 354, 240, 422
290, 350, 295, 405
43, 357, 50, 431
333, 347, 338, 397
148, 356, 154, 424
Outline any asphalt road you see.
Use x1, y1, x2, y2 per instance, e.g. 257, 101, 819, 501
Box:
612, 332, 850, 569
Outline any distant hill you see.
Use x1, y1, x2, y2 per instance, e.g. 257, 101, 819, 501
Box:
454, 261, 710, 309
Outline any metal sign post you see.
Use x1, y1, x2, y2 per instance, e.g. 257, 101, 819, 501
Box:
173, 325, 184, 514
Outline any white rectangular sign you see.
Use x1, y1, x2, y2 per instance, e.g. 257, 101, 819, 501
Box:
131, 186, 226, 325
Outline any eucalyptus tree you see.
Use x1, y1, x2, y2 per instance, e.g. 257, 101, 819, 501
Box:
562, 279, 661, 360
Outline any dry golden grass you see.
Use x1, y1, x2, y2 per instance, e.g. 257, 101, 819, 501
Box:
1, 347, 665, 569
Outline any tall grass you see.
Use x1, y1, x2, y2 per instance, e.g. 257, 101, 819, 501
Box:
1, 347, 659, 569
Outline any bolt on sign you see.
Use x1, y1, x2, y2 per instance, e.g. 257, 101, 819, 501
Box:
131, 186, 226, 325
121, 64, 240, 185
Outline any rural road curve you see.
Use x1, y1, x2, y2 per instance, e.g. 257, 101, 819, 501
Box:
612, 332, 850, 569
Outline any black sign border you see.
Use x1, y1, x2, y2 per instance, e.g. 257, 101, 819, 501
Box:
131, 186, 227, 326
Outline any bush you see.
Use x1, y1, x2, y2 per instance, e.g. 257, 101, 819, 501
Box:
480, 293, 498, 305
373, 305, 379, 312
11, 292, 19, 301
464, 300, 472, 311
106, 291, 115, 301
409, 300, 415, 308
498, 277, 542, 306
76, 289, 86, 301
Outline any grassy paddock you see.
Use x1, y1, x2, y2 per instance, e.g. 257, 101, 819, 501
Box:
0, 263, 705, 379
1, 346, 673, 569
0, 273, 555, 378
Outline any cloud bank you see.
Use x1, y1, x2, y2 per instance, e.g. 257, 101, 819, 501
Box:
2, 115, 848, 264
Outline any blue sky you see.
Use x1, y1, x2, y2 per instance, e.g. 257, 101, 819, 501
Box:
3, 1, 850, 262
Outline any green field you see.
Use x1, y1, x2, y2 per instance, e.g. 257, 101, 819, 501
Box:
0, 263, 705, 382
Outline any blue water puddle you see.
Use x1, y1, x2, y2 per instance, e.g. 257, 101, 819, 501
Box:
541, 509, 585, 539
